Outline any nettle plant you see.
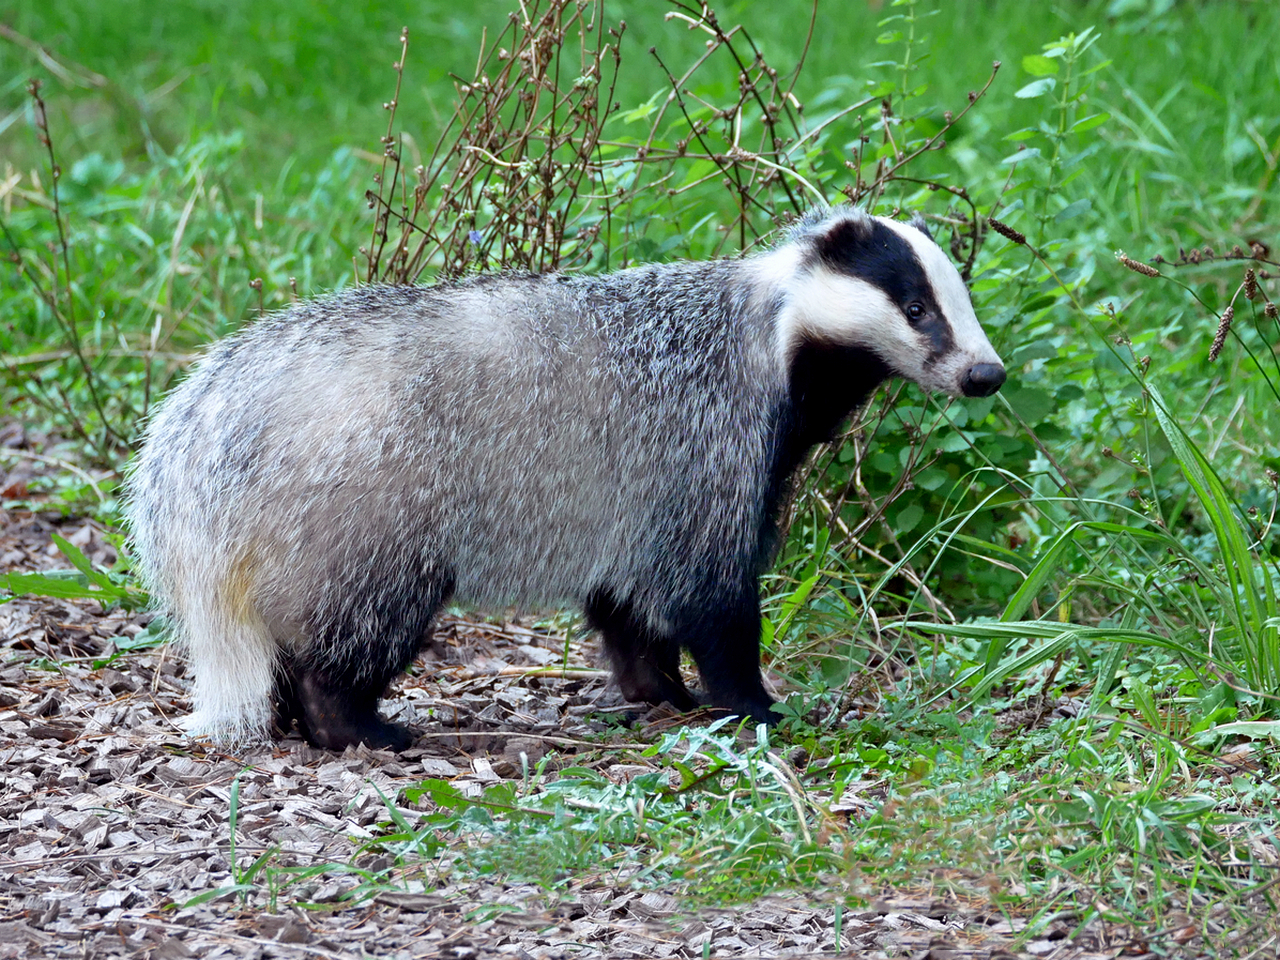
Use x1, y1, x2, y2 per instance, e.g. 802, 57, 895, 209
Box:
903, 25, 1280, 728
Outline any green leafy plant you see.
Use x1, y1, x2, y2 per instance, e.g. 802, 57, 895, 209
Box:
371, 718, 844, 903
0, 533, 145, 611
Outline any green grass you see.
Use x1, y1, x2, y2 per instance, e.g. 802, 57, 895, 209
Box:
3, 0, 1280, 945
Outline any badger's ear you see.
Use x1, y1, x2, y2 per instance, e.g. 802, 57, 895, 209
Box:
814, 213, 876, 266
908, 213, 937, 245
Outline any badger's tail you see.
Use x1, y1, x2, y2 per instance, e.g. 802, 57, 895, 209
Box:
172, 596, 278, 744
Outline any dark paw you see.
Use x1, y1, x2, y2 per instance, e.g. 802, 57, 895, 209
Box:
707, 695, 779, 726
616, 666, 700, 713
303, 711, 416, 752
293, 673, 417, 751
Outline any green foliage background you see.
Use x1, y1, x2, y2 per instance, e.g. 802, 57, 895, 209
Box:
3, 0, 1279, 934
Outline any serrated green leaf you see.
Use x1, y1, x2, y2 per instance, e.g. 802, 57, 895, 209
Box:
1003, 384, 1055, 423
1055, 198, 1092, 222
1022, 54, 1059, 76
963, 395, 997, 421
1072, 112, 1110, 133
1212, 721, 1280, 740
1015, 78, 1056, 99
406, 778, 468, 809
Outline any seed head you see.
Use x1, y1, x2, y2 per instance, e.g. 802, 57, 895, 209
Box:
1265, 301, 1278, 320
1116, 251, 1160, 278
1244, 268, 1258, 300
1209, 305, 1235, 361
988, 217, 1026, 245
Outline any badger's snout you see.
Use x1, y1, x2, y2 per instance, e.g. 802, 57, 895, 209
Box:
961, 363, 1006, 398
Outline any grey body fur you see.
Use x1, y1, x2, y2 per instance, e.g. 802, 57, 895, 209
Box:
126, 208, 1005, 749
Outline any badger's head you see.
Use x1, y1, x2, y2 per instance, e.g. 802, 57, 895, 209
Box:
770, 208, 1005, 399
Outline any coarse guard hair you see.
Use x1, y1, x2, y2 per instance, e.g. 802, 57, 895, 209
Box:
126, 205, 1005, 750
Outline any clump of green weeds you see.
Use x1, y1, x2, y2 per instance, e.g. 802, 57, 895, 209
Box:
815, 15, 1280, 934
364, 718, 847, 905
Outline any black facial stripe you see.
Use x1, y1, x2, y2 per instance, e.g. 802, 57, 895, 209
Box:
816, 218, 955, 361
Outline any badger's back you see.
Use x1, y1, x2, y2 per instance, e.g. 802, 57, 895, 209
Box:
128, 266, 785, 647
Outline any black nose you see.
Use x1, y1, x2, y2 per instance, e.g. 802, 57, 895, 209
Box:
962, 363, 1006, 398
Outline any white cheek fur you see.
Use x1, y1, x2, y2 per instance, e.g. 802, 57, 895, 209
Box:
777, 272, 918, 369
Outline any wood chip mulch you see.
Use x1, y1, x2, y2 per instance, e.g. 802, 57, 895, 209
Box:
0, 495, 1260, 959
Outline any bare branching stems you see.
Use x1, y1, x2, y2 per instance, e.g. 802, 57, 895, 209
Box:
364, 4, 624, 282
364, 27, 411, 283
1, 80, 130, 458
363, 0, 1002, 284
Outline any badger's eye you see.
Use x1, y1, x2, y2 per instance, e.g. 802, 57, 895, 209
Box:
906, 302, 927, 322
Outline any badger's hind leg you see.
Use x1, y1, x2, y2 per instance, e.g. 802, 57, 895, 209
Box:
585, 589, 699, 712
281, 663, 413, 752
279, 560, 454, 752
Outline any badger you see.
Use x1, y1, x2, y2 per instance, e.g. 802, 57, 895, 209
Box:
125, 206, 1005, 751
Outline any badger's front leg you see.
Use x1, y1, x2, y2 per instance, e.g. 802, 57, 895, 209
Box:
586, 585, 776, 724
586, 589, 700, 712
676, 591, 777, 726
